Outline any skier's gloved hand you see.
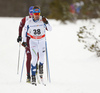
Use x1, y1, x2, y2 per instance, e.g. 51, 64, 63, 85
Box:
17, 36, 22, 43
22, 42, 27, 47
42, 16, 48, 24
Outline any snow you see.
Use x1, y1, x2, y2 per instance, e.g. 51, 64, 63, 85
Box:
0, 17, 100, 93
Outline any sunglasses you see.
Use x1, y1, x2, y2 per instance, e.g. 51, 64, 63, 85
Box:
34, 13, 40, 15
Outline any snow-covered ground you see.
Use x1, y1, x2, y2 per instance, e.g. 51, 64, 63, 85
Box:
0, 17, 100, 93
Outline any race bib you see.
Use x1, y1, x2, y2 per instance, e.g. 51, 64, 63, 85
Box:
28, 24, 45, 36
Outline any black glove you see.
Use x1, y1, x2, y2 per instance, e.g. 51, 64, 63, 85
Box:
17, 36, 22, 43
42, 16, 48, 24
22, 42, 27, 47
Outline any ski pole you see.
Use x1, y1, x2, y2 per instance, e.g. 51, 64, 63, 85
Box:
20, 49, 26, 82
17, 42, 21, 74
20, 25, 29, 82
45, 40, 51, 83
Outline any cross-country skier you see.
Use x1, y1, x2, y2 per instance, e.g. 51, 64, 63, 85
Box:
17, 6, 34, 83
22, 6, 52, 85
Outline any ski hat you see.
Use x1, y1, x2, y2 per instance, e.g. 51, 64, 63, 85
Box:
29, 6, 34, 13
33, 8, 41, 13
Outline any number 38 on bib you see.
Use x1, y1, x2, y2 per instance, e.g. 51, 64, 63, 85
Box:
27, 25, 45, 39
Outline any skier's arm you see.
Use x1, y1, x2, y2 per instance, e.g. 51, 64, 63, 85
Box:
45, 23, 52, 31
17, 17, 26, 43
22, 25, 28, 48
42, 16, 52, 31
19, 17, 26, 36
22, 25, 27, 42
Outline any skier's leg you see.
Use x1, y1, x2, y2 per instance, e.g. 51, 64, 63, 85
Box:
26, 37, 31, 82
26, 47, 31, 82
38, 40, 45, 78
30, 40, 38, 84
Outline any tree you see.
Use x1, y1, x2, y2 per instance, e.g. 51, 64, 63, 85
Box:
49, 0, 71, 23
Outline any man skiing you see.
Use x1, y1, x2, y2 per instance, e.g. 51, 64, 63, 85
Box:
22, 6, 52, 85
17, 6, 34, 83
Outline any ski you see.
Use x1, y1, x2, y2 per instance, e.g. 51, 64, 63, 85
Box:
36, 71, 46, 86
29, 76, 46, 86
36, 74, 41, 84
40, 78, 46, 86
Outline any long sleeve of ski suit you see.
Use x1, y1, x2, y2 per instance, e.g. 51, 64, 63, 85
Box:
18, 16, 31, 36
22, 21, 29, 42
18, 17, 26, 36
45, 23, 52, 31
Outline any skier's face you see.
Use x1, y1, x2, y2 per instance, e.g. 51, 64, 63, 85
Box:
33, 13, 40, 20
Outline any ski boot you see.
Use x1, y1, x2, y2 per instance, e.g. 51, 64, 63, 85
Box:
32, 75, 37, 86
39, 63, 43, 79
26, 74, 31, 83
39, 64, 46, 86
